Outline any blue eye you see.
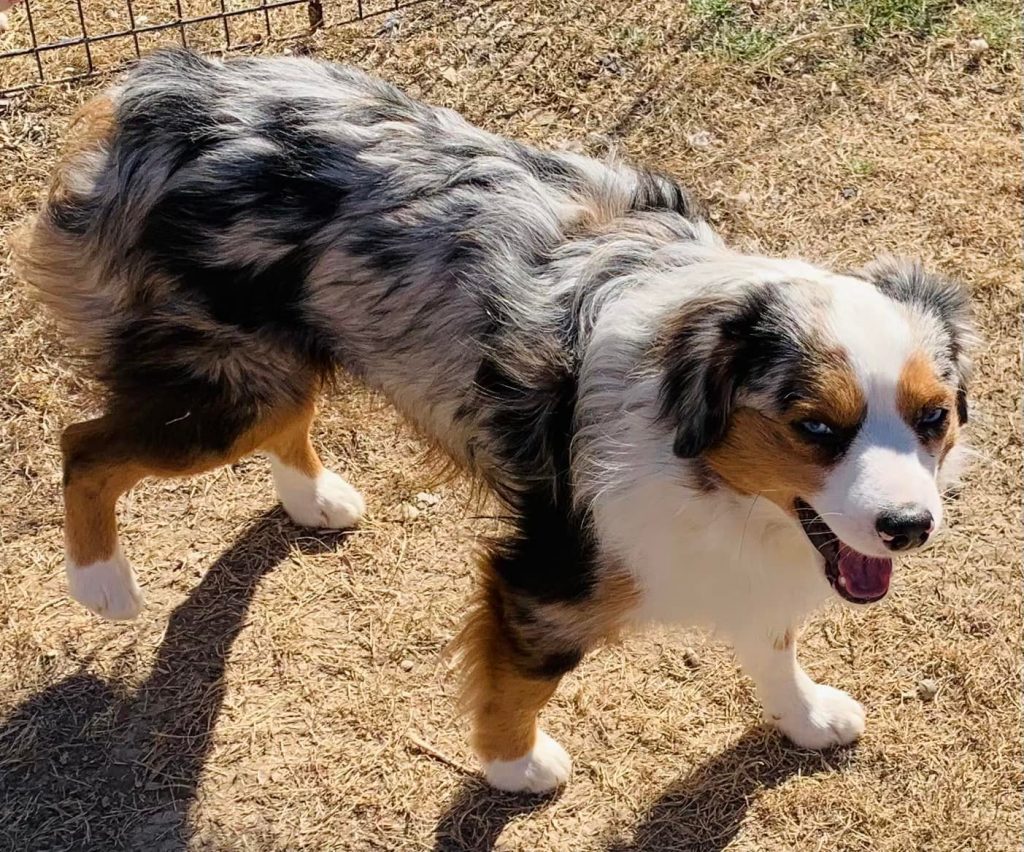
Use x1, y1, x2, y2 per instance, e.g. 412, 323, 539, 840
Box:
798, 420, 834, 437
918, 407, 948, 428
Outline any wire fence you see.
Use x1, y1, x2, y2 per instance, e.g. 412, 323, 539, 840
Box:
0, 0, 427, 94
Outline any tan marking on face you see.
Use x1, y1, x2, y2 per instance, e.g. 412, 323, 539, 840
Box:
790, 352, 866, 432
705, 409, 826, 512
705, 353, 866, 513
897, 350, 958, 459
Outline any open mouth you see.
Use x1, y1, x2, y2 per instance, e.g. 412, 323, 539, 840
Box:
794, 499, 892, 604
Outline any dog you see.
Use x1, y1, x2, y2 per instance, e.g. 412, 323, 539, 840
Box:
13, 48, 973, 793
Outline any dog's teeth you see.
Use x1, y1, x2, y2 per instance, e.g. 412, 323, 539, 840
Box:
837, 574, 847, 588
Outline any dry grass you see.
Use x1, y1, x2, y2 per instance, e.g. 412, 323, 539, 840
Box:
0, 1, 1020, 850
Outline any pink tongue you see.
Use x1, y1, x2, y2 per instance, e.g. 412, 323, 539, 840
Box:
837, 550, 893, 600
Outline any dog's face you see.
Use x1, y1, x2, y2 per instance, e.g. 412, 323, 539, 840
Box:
657, 258, 973, 604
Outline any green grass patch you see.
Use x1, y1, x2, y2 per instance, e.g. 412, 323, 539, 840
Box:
959, 0, 1023, 51
836, 0, 1023, 50
838, 0, 954, 41
689, 0, 779, 61
846, 156, 877, 177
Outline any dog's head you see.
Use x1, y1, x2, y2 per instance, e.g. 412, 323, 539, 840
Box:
656, 257, 973, 604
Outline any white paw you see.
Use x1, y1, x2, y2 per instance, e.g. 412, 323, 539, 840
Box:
272, 463, 365, 530
482, 730, 572, 793
65, 548, 144, 621
770, 684, 866, 749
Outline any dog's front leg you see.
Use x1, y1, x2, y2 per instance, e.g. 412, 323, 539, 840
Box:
730, 624, 865, 749
455, 581, 575, 794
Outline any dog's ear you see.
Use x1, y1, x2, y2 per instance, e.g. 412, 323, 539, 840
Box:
656, 287, 779, 458
860, 258, 975, 424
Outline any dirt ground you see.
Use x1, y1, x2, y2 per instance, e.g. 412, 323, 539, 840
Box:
0, 1, 1020, 850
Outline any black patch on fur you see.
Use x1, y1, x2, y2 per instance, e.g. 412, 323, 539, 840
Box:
659, 285, 805, 457
516, 147, 581, 187
522, 648, 585, 679
128, 100, 349, 352
471, 377, 597, 680
791, 418, 861, 464
489, 503, 597, 605
101, 325, 257, 457
48, 197, 98, 236
97, 313, 318, 464
631, 169, 703, 220
472, 350, 598, 607
956, 386, 968, 425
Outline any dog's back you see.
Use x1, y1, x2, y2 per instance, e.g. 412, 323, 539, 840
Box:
15, 48, 701, 479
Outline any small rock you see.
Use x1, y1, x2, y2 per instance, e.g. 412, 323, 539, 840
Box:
400, 659, 414, 672
917, 679, 939, 702
399, 503, 420, 522
415, 491, 439, 507
841, 186, 858, 200
0, 12, 8, 31
441, 67, 460, 85
686, 129, 716, 150
968, 37, 989, 54
682, 647, 700, 668
598, 53, 624, 75
732, 190, 752, 206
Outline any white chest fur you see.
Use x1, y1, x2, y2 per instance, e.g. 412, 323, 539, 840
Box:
593, 476, 833, 635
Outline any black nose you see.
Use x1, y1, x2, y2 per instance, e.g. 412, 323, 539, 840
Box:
876, 507, 934, 551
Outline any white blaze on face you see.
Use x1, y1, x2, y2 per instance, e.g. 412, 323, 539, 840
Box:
808, 277, 945, 557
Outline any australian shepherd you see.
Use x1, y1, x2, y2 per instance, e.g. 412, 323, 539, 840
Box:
13, 49, 973, 793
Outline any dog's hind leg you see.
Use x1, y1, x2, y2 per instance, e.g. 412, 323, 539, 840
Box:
259, 396, 365, 530
454, 564, 638, 793
61, 415, 148, 620
60, 383, 359, 620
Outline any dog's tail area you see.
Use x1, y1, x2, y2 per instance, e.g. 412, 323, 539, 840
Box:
10, 94, 123, 369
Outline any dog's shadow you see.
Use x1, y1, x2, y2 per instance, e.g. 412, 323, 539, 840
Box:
433, 731, 849, 852
603, 732, 850, 851
1, 512, 848, 852
0, 509, 352, 852
433, 779, 563, 852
